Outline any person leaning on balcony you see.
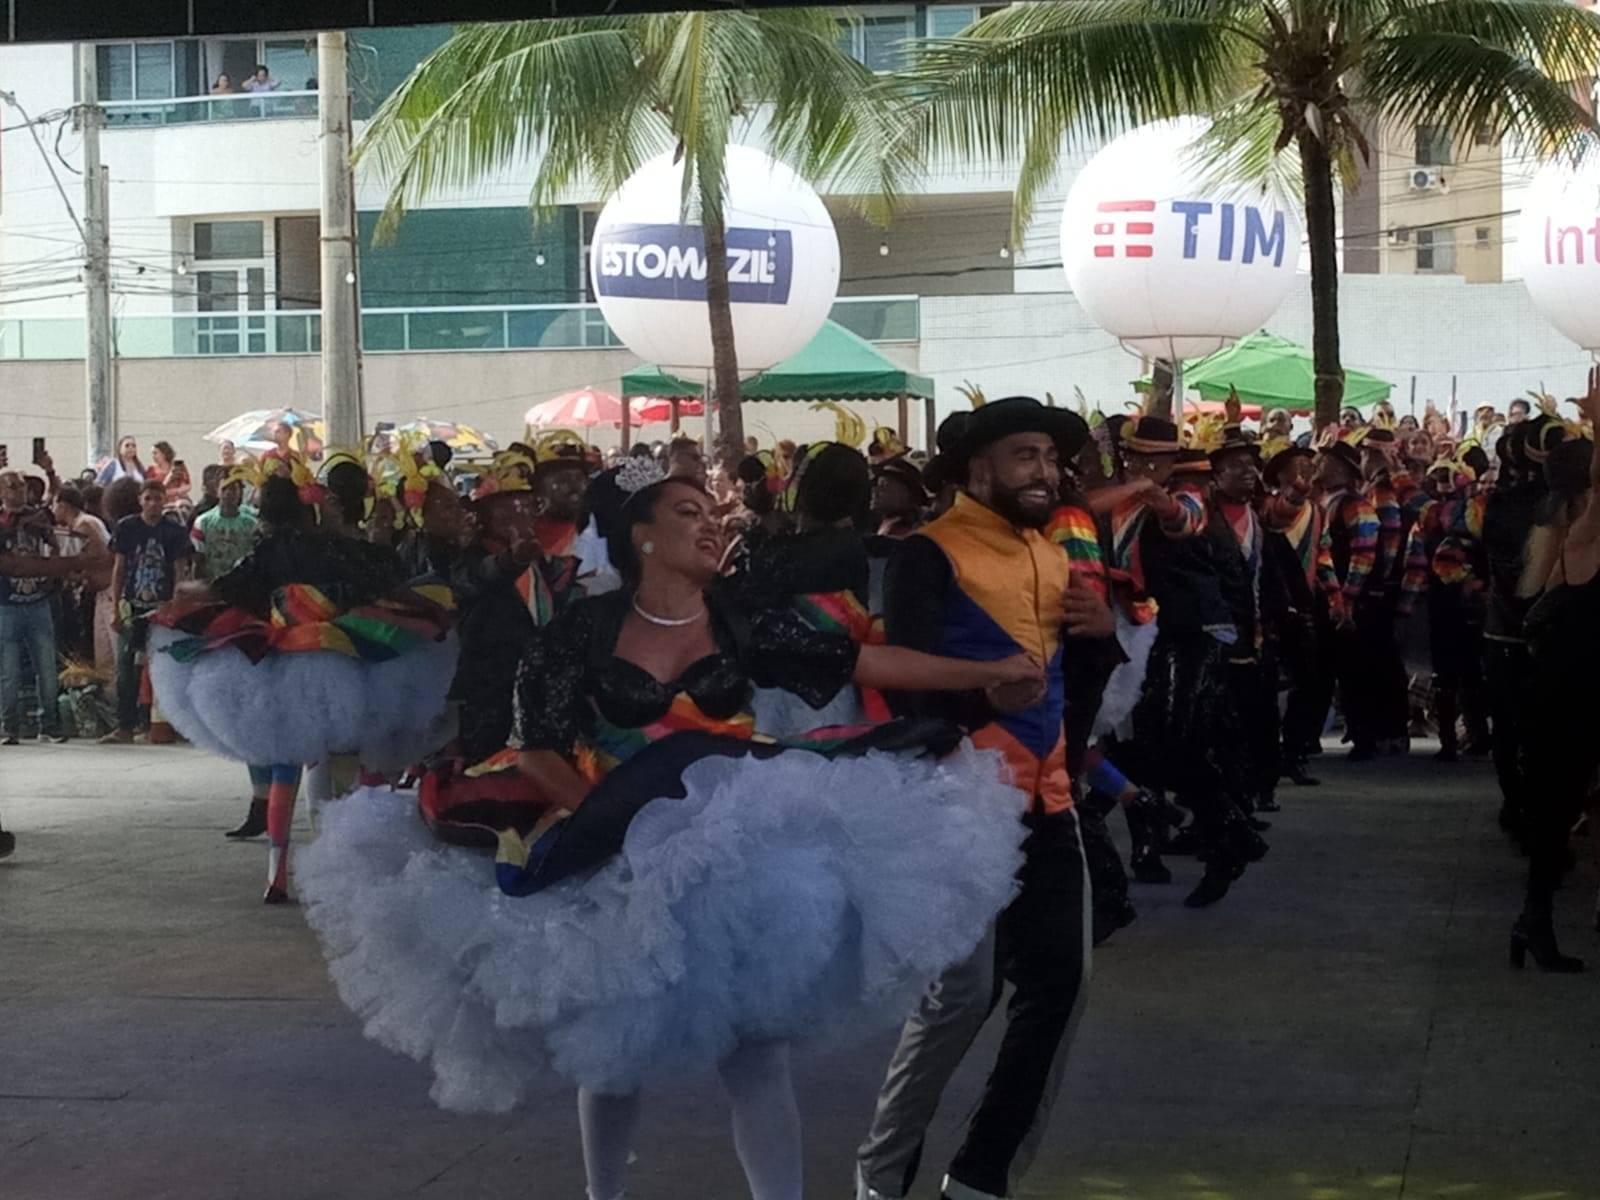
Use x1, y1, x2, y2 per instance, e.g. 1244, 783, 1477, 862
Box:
241, 65, 280, 93
209, 72, 235, 94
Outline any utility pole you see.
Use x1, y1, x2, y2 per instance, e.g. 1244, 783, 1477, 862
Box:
78, 49, 113, 465
317, 32, 363, 447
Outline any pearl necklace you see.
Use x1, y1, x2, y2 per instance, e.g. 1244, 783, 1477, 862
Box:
631, 597, 707, 628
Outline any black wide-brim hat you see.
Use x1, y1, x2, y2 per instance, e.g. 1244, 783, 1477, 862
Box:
872, 454, 929, 501
1320, 441, 1363, 474
1123, 416, 1181, 455
951, 396, 1090, 469
1262, 443, 1315, 486
1209, 426, 1260, 466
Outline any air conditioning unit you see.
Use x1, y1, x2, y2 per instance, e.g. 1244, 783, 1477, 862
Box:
1409, 167, 1447, 193
1388, 227, 1412, 245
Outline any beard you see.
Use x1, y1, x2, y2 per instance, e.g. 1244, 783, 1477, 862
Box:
987, 478, 1057, 529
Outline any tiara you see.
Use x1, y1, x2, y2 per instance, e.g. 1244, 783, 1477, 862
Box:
616, 455, 666, 496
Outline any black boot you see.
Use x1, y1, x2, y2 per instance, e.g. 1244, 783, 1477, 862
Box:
1509, 914, 1583, 973
225, 798, 268, 840
1283, 758, 1321, 787
1184, 858, 1236, 908
1126, 791, 1174, 883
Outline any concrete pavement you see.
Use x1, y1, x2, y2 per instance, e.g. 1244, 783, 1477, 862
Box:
2, 742, 1597, 1200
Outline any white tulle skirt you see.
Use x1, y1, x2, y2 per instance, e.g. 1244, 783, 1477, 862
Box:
295, 744, 1027, 1112
1093, 614, 1159, 739
148, 626, 458, 770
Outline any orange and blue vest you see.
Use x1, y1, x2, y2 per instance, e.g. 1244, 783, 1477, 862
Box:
918, 495, 1072, 813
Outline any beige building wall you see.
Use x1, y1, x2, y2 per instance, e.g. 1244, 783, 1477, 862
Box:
0, 344, 923, 475
828, 194, 1015, 297
1352, 122, 1505, 283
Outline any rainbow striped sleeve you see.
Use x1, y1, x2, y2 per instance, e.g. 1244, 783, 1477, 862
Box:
1166, 486, 1207, 537
1342, 498, 1380, 601
1398, 504, 1432, 614
1047, 505, 1108, 602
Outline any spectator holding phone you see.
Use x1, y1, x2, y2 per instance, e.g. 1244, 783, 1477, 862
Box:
0, 468, 67, 744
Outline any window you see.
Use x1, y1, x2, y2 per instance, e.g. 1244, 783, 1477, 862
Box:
1474, 123, 1496, 147
1415, 124, 1453, 166
927, 6, 978, 37
94, 42, 174, 101
263, 39, 317, 90
194, 220, 264, 260
838, 11, 916, 72
925, 5, 1006, 37
1476, 226, 1492, 248
1416, 228, 1456, 273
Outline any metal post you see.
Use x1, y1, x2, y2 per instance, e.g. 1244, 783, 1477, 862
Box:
79, 50, 113, 465
1170, 356, 1185, 427
896, 393, 909, 445
318, 33, 363, 447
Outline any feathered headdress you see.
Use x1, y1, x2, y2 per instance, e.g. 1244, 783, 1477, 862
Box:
534, 429, 587, 464
871, 427, 907, 459
957, 381, 987, 410
471, 448, 536, 503
810, 401, 866, 449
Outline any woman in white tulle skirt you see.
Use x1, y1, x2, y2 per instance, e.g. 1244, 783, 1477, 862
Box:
298, 462, 1041, 1200
150, 474, 457, 901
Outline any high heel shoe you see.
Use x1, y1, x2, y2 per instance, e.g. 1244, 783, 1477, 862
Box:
1509, 916, 1584, 973
225, 798, 268, 839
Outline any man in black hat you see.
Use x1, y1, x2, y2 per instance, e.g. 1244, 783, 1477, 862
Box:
1259, 441, 1326, 783
1315, 438, 1387, 759
871, 455, 929, 539
1359, 425, 1415, 754
856, 396, 1111, 1200
1397, 455, 1490, 761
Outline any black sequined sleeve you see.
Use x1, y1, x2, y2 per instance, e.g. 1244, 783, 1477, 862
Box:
508, 601, 594, 752
739, 597, 860, 710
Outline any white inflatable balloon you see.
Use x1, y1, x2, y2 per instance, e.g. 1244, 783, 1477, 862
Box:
1061, 117, 1303, 359
1519, 153, 1600, 351
590, 145, 841, 374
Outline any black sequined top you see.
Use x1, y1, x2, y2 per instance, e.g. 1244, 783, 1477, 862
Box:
508, 585, 858, 763
213, 528, 404, 617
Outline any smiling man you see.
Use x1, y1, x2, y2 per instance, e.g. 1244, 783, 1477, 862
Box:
856, 396, 1110, 1200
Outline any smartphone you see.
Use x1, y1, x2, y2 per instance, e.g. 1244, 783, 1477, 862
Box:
31, 437, 45, 466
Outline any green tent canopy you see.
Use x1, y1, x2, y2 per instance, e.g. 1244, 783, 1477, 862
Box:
621, 319, 935, 402
1135, 330, 1393, 411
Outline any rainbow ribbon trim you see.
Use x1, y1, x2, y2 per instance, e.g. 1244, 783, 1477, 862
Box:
159, 582, 453, 665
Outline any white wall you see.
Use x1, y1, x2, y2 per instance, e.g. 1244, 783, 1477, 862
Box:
915, 274, 1595, 425
0, 342, 921, 473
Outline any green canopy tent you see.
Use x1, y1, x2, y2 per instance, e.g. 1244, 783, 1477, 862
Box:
1135, 330, 1394, 412
621, 319, 938, 447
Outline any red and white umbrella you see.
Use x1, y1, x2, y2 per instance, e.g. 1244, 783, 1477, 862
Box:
630, 396, 705, 424
525, 387, 624, 429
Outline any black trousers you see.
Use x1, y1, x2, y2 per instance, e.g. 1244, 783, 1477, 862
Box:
1338, 602, 1409, 749
857, 811, 1090, 1200
1280, 612, 1325, 760
1225, 647, 1280, 808
1483, 637, 1533, 825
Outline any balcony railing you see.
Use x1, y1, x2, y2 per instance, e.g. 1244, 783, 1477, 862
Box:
102, 89, 320, 127
0, 296, 919, 361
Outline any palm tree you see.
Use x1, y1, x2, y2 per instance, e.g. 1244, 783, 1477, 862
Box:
358, 12, 908, 463
898, 0, 1600, 428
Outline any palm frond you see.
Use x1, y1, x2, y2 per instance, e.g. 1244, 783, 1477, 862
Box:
749, 10, 921, 225
1359, 28, 1600, 164
1386, 0, 1600, 83
356, 20, 650, 243
897, 0, 1256, 231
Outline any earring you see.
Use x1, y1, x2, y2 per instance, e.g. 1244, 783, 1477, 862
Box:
641, 541, 655, 555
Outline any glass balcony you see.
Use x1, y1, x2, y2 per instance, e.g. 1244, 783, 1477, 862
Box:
0, 297, 919, 360
102, 90, 320, 127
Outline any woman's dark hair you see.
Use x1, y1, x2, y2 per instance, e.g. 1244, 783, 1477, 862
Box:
102, 477, 140, 524
795, 443, 870, 527
56, 484, 84, 513
81, 484, 104, 516
324, 460, 370, 527
257, 475, 308, 530
153, 440, 175, 462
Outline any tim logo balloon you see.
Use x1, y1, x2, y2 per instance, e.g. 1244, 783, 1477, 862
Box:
590, 146, 840, 373
1519, 152, 1600, 352
1062, 118, 1303, 359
